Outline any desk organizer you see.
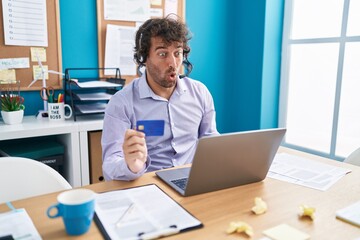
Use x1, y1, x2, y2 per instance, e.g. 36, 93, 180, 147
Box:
64, 68, 125, 121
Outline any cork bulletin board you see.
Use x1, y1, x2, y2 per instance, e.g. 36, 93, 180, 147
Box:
96, 0, 185, 84
0, 0, 62, 91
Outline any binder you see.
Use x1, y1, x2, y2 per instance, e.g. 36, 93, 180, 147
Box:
94, 184, 203, 240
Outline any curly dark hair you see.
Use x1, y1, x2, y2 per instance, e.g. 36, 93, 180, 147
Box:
134, 15, 193, 77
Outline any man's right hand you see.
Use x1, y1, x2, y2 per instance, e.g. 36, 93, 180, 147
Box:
123, 129, 148, 173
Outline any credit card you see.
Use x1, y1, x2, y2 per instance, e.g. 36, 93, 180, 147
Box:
136, 120, 165, 136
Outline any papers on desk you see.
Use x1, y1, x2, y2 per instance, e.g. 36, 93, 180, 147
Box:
0, 209, 41, 240
94, 184, 202, 240
267, 153, 351, 191
70, 79, 122, 88
336, 200, 360, 227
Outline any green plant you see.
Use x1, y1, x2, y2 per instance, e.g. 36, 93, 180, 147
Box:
0, 81, 25, 112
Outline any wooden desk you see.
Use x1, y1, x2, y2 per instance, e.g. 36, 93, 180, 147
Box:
1, 147, 359, 239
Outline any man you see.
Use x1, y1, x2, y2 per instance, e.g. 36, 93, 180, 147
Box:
101, 16, 218, 181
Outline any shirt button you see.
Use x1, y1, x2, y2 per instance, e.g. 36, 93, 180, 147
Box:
172, 142, 176, 146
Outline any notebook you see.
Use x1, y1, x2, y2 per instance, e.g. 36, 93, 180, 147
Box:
156, 128, 286, 196
94, 184, 202, 240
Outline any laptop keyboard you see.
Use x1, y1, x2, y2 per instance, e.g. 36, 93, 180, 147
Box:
171, 178, 188, 190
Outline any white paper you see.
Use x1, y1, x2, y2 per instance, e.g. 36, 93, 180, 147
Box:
164, 0, 178, 17
0, 58, 30, 70
267, 153, 351, 191
75, 103, 108, 114
0, 209, 41, 240
70, 79, 122, 88
95, 185, 201, 240
104, 0, 150, 22
150, 8, 163, 18
336, 200, 360, 227
74, 92, 113, 101
104, 24, 137, 76
2, 0, 48, 47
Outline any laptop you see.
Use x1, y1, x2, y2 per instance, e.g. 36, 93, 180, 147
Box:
156, 128, 286, 196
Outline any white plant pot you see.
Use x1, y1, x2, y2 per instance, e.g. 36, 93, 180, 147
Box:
1, 110, 24, 125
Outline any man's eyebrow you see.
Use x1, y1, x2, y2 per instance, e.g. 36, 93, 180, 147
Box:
154, 46, 166, 51
154, 42, 183, 51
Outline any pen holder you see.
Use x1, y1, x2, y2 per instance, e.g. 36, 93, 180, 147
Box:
48, 102, 72, 121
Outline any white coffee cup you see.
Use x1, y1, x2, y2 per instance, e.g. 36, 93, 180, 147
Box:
48, 102, 73, 121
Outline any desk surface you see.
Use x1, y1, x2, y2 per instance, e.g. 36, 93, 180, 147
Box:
1, 147, 359, 240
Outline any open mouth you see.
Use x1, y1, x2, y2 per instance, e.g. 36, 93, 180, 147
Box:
168, 72, 177, 80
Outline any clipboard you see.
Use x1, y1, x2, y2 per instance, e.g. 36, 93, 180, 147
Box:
94, 184, 203, 240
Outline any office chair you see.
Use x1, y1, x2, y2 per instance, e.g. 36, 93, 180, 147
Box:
344, 148, 360, 167
0, 157, 72, 204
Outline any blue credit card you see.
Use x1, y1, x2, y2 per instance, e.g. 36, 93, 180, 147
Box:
136, 120, 165, 136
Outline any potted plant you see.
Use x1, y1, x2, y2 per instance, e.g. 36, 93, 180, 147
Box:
1, 80, 25, 125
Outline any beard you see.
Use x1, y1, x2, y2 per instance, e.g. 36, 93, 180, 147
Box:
146, 61, 178, 89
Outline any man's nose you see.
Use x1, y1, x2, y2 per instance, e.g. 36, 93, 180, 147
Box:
168, 55, 177, 68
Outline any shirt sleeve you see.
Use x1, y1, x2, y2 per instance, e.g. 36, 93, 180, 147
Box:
101, 93, 148, 181
198, 83, 219, 138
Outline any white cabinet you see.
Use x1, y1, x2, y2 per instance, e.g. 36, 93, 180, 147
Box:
64, 68, 125, 121
0, 115, 104, 187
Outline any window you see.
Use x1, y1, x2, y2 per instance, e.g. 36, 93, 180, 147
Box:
279, 0, 360, 160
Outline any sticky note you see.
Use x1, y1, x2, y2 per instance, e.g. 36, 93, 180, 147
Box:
31, 47, 47, 62
263, 224, 309, 240
33, 65, 48, 80
136, 120, 165, 136
0, 69, 16, 82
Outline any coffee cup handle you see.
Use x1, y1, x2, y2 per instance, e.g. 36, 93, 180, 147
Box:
64, 104, 73, 119
47, 203, 61, 218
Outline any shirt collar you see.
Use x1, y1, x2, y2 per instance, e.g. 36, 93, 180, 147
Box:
139, 73, 152, 99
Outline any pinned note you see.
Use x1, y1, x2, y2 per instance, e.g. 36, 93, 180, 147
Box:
31, 47, 47, 62
33, 65, 48, 80
0, 69, 16, 83
0, 58, 29, 70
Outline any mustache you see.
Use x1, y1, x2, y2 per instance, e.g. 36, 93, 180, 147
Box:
166, 66, 176, 74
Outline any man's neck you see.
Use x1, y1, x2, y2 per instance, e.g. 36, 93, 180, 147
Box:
146, 76, 176, 100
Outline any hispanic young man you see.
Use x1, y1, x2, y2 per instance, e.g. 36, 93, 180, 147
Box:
101, 16, 219, 181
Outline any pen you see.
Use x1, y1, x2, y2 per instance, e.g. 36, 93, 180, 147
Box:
115, 203, 135, 227
138, 226, 179, 240
57, 93, 63, 103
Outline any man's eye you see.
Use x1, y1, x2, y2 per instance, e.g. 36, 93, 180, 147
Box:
158, 52, 166, 57
175, 51, 183, 57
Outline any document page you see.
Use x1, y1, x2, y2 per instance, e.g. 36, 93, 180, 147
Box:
70, 79, 122, 88
74, 92, 113, 101
267, 153, 351, 191
0, 209, 41, 240
94, 184, 202, 240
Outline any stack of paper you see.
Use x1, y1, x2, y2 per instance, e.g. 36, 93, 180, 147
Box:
0, 209, 41, 240
267, 153, 351, 191
94, 184, 202, 240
